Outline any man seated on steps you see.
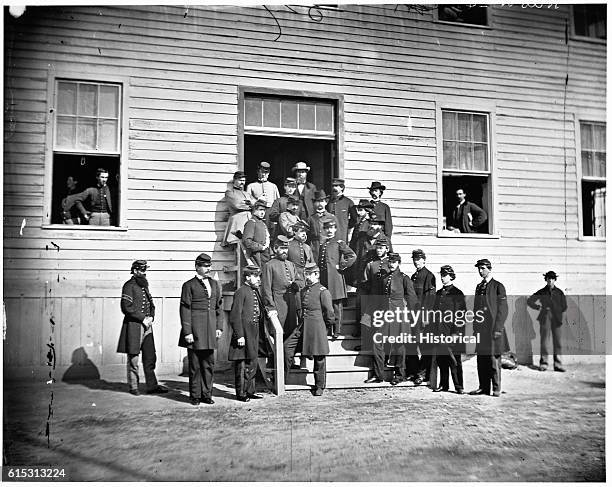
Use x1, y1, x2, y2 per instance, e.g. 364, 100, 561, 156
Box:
284, 263, 335, 396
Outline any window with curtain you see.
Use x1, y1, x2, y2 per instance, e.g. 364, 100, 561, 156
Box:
580, 121, 606, 237
441, 110, 491, 235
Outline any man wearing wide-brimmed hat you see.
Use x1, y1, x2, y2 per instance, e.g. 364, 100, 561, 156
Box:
292, 161, 317, 219
306, 189, 338, 261
470, 258, 508, 397
117, 260, 168, 396
327, 177, 356, 242
179, 253, 224, 405
223, 171, 256, 246
527, 270, 567, 372
368, 181, 393, 237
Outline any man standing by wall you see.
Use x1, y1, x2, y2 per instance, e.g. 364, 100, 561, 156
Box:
470, 258, 508, 397
72, 167, 113, 226
242, 200, 271, 267
307, 190, 338, 261
179, 253, 224, 405
527, 271, 567, 372
223, 171, 255, 246
326, 178, 355, 242
117, 260, 167, 396
247, 161, 280, 224
446, 188, 487, 234
368, 181, 393, 238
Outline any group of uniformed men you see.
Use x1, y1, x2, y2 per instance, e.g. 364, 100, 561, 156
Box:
116, 162, 568, 404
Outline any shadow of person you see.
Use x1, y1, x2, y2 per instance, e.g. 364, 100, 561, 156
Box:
511, 296, 536, 366
563, 296, 594, 356
62, 347, 101, 382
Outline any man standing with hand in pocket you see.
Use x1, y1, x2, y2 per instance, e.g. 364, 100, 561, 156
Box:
179, 253, 224, 405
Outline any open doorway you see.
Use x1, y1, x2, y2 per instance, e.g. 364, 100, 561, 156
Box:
244, 135, 335, 193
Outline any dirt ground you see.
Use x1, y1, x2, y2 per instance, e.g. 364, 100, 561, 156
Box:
3, 358, 605, 482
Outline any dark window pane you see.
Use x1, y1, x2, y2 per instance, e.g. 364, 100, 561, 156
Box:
582, 181, 606, 237
574, 4, 606, 39
245, 98, 262, 126
298, 103, 316, 130
316, 103, 333, 132
281, 100, 298, 129
263, 99, 281, 127
438, 5, 488, 25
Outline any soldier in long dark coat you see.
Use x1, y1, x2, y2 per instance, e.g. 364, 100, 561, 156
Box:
318, 218, 356, 339
307, 190, 338, 262
284, 263, 335, 396
228, 265, 266, 402
326, 178, 356, 243
361, 236, 391, 383
382, 253, 418, 385
287, 220, 314, 282
179, 253, 223, 405
242, 200, 271, 267
261, 236, 303, 339
117, 260, 168, 395
410, 249, 437, 386
368, 181, 393, 237
431, 265, 466, 394
469, 258, 509, 397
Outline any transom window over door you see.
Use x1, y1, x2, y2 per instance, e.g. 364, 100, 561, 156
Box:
50, 79, 122, 226
441, 110, 491, 235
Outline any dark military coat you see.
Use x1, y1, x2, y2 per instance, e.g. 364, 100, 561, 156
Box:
411, 266, 437, 333
242, 216, 270, 265
473, 277, 509, 355
527, 285, 568, 327
296, 181, 317, 219
179, 276, 223, 350
228, 284, 264, 360
433, 284, 467, 353
326, 195, 356, 242
381, 269, 418, 354
370, 199, 393, 237
306, 211, 338, 261
361, 257, 391, 318
117, 276, 155, 355
287, 239, 314, 281
353, 232, 393, 287
262, 257, 303, 335
317, 238, 356, 300
297, 282, 334, 356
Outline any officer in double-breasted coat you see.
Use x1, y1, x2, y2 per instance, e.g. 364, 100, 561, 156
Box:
117, 260, 168, 395
179, 253, 223, 405
470, 258, 508, 397
284, 263, 335, 396
228, 265, 266, 402
287, 220, 314, 282
317, 217, 356, 339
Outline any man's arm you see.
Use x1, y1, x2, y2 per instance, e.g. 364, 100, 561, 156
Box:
385, 205, 393, 237
261, 263, 276, 313
526, 290, 542, 310
469, 202, 487, 229
243, 220, 264, 251
225, 189, 252, 212
214, 280, 223, 332
494, 282, 509, 334
338, 241, 356, 270
179, 282, 193, 337
120, 282, 146, 323
403, 275, 419, 310
320, 288, 336, 328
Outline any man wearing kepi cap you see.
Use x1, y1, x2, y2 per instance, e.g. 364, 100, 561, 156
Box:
318, 217, 356, 340
242, 199, 271, 267
287, 220, 314, 282
247, 161, 280, 219
117, 260, 168, 396
470, 258, 508, 397
228, 265, 266, 402
179, 253, 223, 405
327, 178, 355, 243
527, 271, 567, 372
307, 189, 338, 262
285, 263, 335, 396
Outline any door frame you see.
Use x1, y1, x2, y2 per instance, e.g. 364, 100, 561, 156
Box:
237, 87, 344, 178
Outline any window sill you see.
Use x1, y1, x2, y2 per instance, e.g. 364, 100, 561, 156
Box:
42, 224, 128, 232
578, 236, 606, 242
570, 35, 606, 45
438, 230, 500, 239
434, 20, 492, 30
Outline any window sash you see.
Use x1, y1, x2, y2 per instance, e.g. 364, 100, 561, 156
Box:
442, 111, 490, 172
580, 122, 606, 179
54, 80, 121, 154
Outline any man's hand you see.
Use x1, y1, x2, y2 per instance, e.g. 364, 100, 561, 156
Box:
83, 213, 90, 221
143, 316, 153, 327
237, 337, 245, 347
216, 330, 223, 339
493, 331, 502, 339
267, 309, 278, 319
184, 334, 194, 344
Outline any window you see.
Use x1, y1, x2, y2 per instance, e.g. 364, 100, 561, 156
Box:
441, 110, 491, 235
573, 4, 606, 40
51, 79, 122, 226
244, 95, 335, 139
437, 5, 488, 26
580, 122, 606, 237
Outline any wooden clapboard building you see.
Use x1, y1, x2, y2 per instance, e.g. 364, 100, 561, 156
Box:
3, 5, 606, 381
